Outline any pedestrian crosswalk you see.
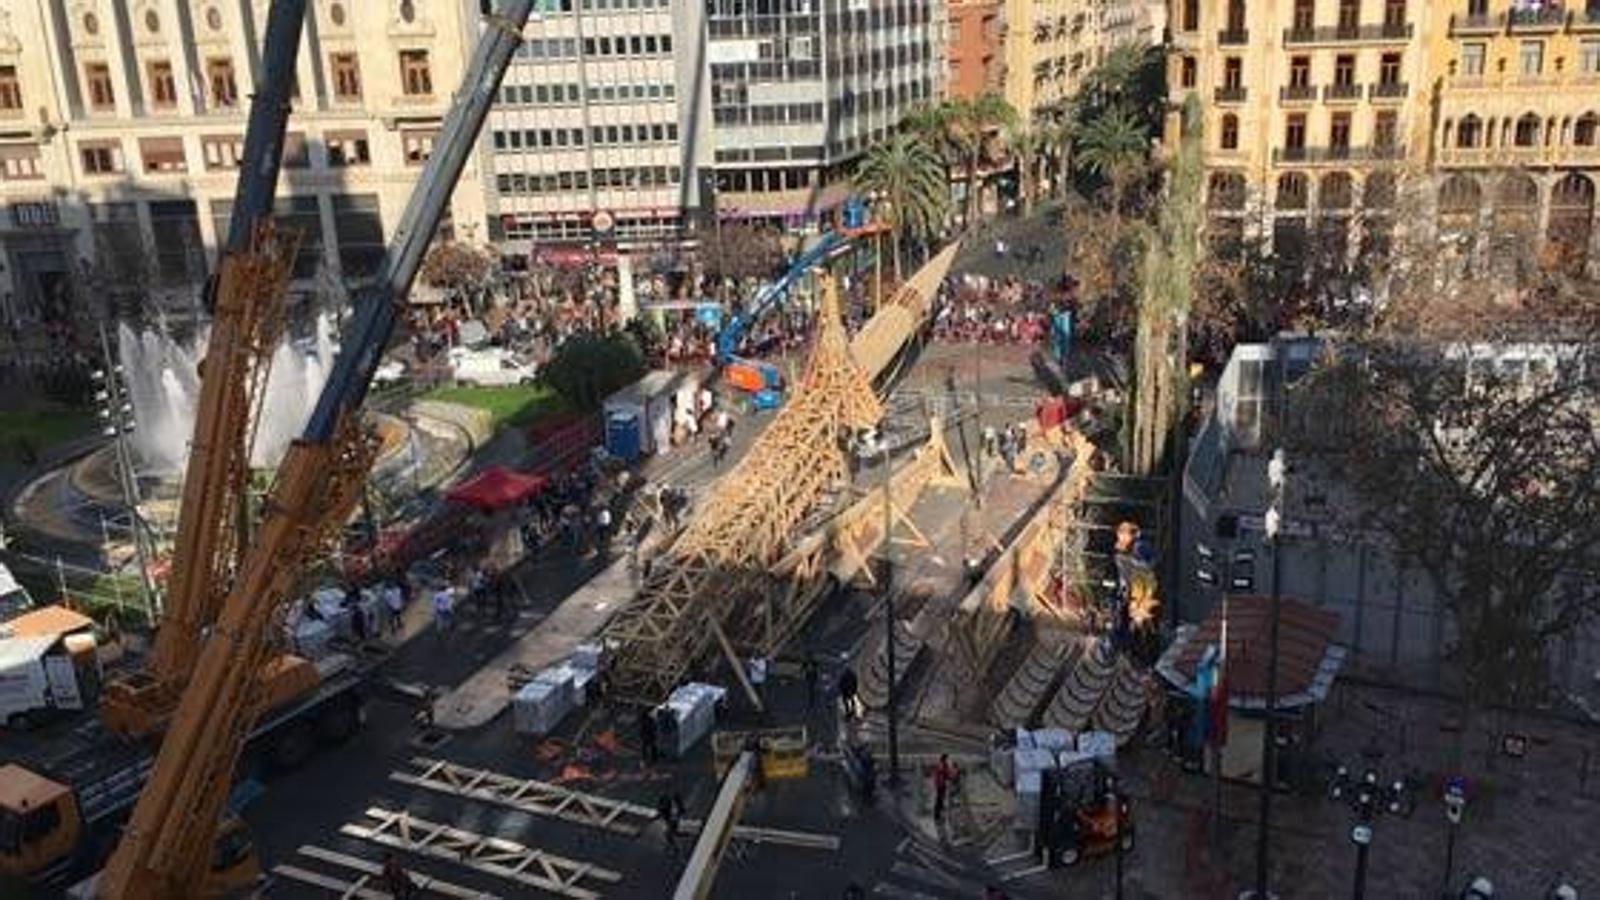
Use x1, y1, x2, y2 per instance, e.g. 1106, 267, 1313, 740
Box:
871, 836, 991, 899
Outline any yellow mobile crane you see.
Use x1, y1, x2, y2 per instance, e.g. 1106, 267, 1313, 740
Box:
0, 1, 541, 895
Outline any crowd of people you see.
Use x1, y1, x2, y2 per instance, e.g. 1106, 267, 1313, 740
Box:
931, 273, 1069, 346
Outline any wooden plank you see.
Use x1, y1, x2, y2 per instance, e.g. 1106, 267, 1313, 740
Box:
340, 807, 620, 900
294, 845, 500, 899
273, 864, 388, 899
391, 758, 653, 836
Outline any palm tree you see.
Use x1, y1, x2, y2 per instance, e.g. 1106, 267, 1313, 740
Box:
855, 132, 949, 282
1003, 121, 1042, 214
1075, 103, 1150, 213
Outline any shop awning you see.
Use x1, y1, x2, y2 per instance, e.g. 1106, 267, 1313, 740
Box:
1156, 595, 1347, 710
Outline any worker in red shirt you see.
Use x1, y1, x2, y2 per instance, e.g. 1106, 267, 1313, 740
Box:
930, 753, 961, 823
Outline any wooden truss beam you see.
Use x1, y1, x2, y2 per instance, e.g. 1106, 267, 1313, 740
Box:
273, 844, 500, 899
339, 807, 622, 900
389, 758, 655, 836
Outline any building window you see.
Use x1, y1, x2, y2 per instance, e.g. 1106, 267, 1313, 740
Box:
0, 66, 21, 113
1224, 57, 1242, 88
1337, 0, 1359, 29
331, 52, 362, 101
149, 200, 202, 284
282, 132, 310, 168
140, 136, 186, 173
1457, 115, 1482, 147
85, 63, 116, 110
1575, 114, 1599, 145
1182, 0, 1198, 30
1333, 54, 1355, 86
207, 57, 239, 107
1221, 113, 1239, 150
147, 60, 177, 108
1460, 43, 1486, 77
1286, 113, 1307, 149
1329, 111, 1352, 151
1373, 110, 1398, 147
1277, 172, 1310, 209
1520, 41, 1544, 76
80, 140, 124, 175
1514, 113, 1541, 146
402, 127, 437, 164
326, 130, 371, 166
1379, 52, 1402, 85
1383, 0, 1405, 26
1289, 55, 1311, 88
1181, 56, 1197, 88
0, 145, 44, 180
1467, 0, 1487, 15
332, 194, 385, 277
400, 49, 432, 96
1581, 40, 1600, 74
202, 134, 246, 169
1226, 0, 1246, 32
1292, 0, 1314, 29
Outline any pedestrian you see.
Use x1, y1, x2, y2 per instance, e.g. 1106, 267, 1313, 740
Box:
639, 708, 660, 765
431, 583, 454, 634
490, 570, 509, 620
802, 654, 819, 711
838, 667, 860, 720
930, 753, 960, 823
595, 505, 613, 546
656, 792, 680, 853
348, 588, 369, 644
381, 852, 417, 899
384, 580, 405, 634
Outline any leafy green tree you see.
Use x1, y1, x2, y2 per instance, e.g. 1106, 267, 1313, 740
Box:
1077, 43, 1167, 136
540, 332, 647, 411
854, 133, 949, 281
1074, 103, 1150, 214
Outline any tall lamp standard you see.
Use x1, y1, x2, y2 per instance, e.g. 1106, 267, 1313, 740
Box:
1252, 448, 1289, 899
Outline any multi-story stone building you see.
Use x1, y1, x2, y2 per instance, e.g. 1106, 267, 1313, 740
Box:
0, 0, 486, 324
1002, 0, 1158, 126
1170, 0, 1600, 275
947, 0, 1005, 101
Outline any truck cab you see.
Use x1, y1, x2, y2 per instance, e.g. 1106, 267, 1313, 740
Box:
0, 763, 84, 883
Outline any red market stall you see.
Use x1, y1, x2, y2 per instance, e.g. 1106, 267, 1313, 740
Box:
445, 466, 549, 513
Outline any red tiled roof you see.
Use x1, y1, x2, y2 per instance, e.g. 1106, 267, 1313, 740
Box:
1172, 595, 1341, 700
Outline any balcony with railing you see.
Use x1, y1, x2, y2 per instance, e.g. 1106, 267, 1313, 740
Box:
1574, 7, 1600, 30
1448, 12, 1500, 34
1281, 22, 1414, 44
1505, 6, 1566, 30
1369, 81, 1408, 100
1438, 143, 1600, 167
1323, 82, 1364, 101
1218, 27, 1250, 44
1280, 84, 1318, 103
1215, 85, 1248, 103
1272, 145, 1406, 164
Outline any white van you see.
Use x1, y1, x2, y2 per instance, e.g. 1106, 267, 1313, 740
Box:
447, 347, 538, 387
0, 607, 100, 729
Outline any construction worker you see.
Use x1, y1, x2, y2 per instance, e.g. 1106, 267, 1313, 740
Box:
639, 709, 660, 765
381, 853, 417, 899
656, 792, 681, 854
930, 754, 961, 823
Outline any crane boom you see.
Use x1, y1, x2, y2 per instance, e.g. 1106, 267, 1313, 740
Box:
94, 3, 538, 895
714, 231, 847, 364
98, 1, 308, 740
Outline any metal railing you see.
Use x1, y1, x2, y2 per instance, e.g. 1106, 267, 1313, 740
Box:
1506, 6, 1566, 28
1280, 84, 1318, 102
1271, 145, 1406, 163
1282, 22, 1413, 43
1218, 27, 1249, 44
1323, 82, 1363, 100
1449, 12, 1498, 33
1215, 85, 1248, 102
1369, 81, 1408, 99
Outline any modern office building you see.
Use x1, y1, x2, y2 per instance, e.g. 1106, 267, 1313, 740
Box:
1170, 0, 1600, 275
0, 0, 487, 323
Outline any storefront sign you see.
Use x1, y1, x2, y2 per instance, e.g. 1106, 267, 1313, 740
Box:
9, 202, 59, 229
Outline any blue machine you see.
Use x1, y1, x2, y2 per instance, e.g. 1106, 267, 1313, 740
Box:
606, 411, 642, 464
714, 230, 849, 365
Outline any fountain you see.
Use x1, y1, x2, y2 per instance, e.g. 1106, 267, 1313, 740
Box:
117, 312, 339, 473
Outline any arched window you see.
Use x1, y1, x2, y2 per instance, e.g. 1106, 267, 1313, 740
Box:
1365, 172, 1397, 209
1438, 174, 1481, 215
1496, 172, 1539, 210
1576, 113, 1599, 147
1320, 172, 1355, 209
1514, 113, 1541, 147
1457, 114, 1482, 148
1208, 171, 1247, 210
1227, 0, 1247, 31
1220, 114, 1239, 150
1548, 172, 1595, 272
1276, 172, 1310, 210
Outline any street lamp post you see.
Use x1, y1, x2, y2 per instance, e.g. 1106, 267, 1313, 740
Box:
94, 323, 157, 626
1350, 824, 1373, 900
1254, 448, 1288, 899
1441, 778, 1466, 897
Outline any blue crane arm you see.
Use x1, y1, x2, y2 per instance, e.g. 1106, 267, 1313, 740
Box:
715, 231, 847, 363
303, 2, 537, 443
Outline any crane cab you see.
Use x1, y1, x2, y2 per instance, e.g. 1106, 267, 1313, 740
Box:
0, 763, 84, 882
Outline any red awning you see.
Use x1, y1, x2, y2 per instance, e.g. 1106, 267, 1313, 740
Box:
445, 466, 549, 512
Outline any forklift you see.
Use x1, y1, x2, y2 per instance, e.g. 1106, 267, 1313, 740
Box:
1037, 758, 1134, 867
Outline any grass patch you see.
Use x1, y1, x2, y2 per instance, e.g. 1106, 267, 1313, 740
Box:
421, 383, 568, 429
0, 408, 98, 462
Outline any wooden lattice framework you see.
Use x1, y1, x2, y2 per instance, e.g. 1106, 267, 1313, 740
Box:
603, 246, 959, 703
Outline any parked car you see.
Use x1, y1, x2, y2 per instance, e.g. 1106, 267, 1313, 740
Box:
447, 347, 537, 387
1230, 549, 1256, 592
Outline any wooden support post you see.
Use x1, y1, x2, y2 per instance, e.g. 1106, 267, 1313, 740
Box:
708, 616, 763, 712
672, 751, 756, 900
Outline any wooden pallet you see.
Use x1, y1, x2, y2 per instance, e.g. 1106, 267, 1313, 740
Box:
272, 844, 499, 898
339, 807, 621, 900
391, 757, 653, 836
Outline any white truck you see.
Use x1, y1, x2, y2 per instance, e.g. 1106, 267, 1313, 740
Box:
0, 607, 101, 730
447, 346, 538, 387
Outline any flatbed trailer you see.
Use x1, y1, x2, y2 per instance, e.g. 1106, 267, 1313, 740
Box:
0, 651, 372, 889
